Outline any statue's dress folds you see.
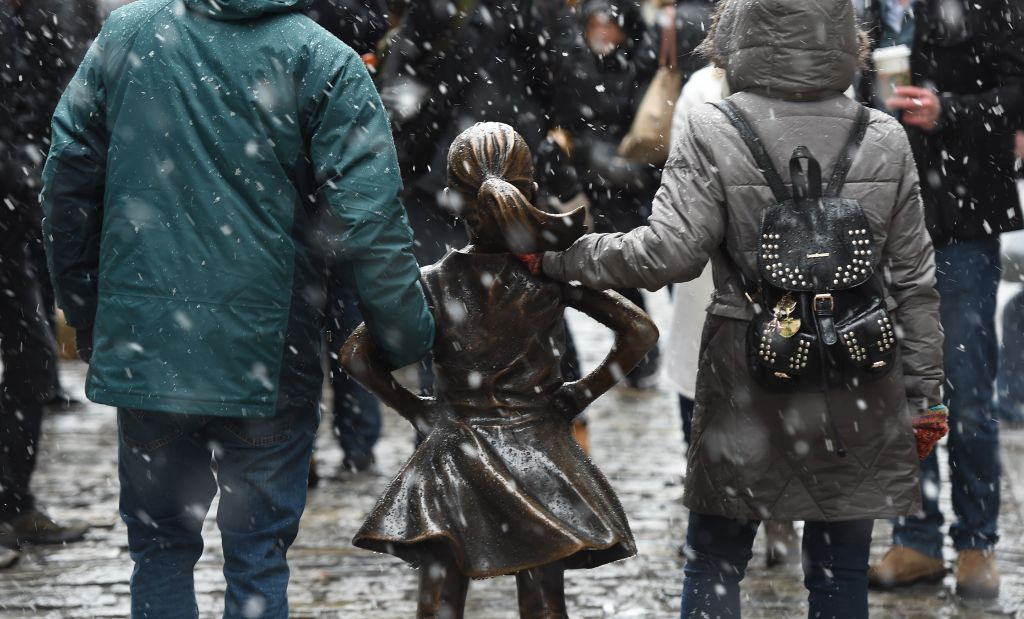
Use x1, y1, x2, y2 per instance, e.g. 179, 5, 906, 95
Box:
353, 251, 635, 578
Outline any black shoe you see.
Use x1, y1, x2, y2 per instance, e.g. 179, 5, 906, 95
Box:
342, 452, 375, 473
1, 509, 89, 547
45, 390, 86, 413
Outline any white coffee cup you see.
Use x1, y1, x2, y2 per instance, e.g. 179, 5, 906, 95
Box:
872, 45, 912, 106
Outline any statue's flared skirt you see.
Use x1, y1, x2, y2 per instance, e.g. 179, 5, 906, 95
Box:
353, 411, 636, 579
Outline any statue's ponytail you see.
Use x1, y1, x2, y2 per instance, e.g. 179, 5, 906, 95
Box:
447, 122, 586, 253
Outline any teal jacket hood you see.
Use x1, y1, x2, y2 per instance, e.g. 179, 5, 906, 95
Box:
183, 0, 312, 20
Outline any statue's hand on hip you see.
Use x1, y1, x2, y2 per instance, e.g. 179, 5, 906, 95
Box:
552, 382, 590, 421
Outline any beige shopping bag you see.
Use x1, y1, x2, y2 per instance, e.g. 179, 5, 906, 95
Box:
617, 6, 681, 166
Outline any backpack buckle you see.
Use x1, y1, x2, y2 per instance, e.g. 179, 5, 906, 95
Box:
813, 294, 839, 345
813, 294, 834, 315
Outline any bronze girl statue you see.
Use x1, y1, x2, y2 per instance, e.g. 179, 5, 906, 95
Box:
340, 122, 658, 619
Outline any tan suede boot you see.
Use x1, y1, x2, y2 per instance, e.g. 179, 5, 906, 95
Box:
868, 546, 945, 589
955, 549, 1000, 599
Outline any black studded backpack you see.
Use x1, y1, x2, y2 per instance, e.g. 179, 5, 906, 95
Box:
711, 101, 896, 452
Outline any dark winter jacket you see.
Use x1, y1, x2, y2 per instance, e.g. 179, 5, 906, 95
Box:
543, 0, 939, 521
0, 0, 99, 242
41, 0, 434, 417
553, 0, 658, 233
671, 0, 714, 84
380, 0, 564, 193
304, 0, 388, 56
861, 0, 1024, 244
638, 0, 715, 86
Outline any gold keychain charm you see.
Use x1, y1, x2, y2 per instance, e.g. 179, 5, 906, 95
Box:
778, 316, 801, 338
773, 293, 800, 338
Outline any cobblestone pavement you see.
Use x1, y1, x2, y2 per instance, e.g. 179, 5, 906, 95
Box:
2, 290, 1023, 618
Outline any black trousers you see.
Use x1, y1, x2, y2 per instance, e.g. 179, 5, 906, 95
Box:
0, 237, 57, 519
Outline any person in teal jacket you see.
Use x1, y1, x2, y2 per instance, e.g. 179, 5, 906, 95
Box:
41, 0, 434, 616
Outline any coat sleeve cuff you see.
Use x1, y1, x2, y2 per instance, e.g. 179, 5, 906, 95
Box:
906, 397, 930, 416
541, 252, 567, 282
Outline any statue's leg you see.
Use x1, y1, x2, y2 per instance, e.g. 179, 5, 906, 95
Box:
416, 558, 469, 619
515, 562, 568, 619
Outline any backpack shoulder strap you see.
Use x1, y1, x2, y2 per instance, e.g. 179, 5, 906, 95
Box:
824, 106, 870, 198
717, 242, 760, 309
710, 100, 790, 203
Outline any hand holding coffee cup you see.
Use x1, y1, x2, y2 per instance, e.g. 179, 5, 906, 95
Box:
872, 44, 911, 105
887, 86, 942, 132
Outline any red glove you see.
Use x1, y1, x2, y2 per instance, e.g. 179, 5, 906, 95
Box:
912, 405, 949, 460
515, 253, 543, 276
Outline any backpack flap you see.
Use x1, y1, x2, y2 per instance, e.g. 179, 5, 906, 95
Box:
749, 327, 818, 383
749, 294, 819, 382
758, 148, 877, 293
835, 300, 898, 374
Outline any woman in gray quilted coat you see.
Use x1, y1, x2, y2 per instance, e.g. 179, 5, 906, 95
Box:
531, 0, 944, 616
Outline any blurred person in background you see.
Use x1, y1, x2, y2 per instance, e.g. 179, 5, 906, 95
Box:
642, 0, 715, 86
664, 65, 721, 451
377, 0, 570, 266
41, 0, 433, 615
304, 0, 389, 482
654, 0, 715, 449
854, 0, 912, 109
551, 0, 661, 388
995, 131, 1024, 429
858, 0, 1024, 598
0, 0, 97, 560
305, 0, 387, 58
17, 0, 102, 413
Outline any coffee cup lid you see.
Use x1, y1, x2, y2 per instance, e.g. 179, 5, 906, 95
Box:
872, 44, 911, 62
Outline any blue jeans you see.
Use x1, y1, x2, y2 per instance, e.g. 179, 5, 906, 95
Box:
892, 238, 1001, 557
118, 406, 319, 619
681, 512, 873, 619
328, 285, 381, 464
996, 289, 1024, 423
